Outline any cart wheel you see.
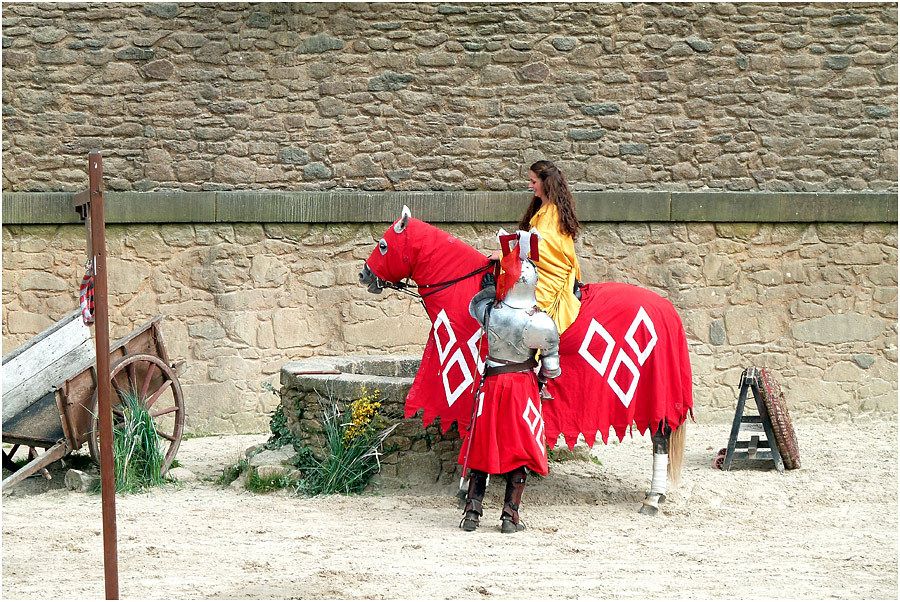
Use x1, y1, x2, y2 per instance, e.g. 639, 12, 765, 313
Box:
88, 354, 186, 475
2, 445, 21, 472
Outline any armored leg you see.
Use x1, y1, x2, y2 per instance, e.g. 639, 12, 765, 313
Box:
460, 470, 488, 531
500, 466, 528, 533
640, 421, 672, 516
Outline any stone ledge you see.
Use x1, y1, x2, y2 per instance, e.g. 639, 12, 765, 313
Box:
2, 191, 896, 224
281, 354, 419, 404
671, 192, 898, 223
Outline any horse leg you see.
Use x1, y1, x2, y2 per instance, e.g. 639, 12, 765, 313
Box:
639, 421, 671, 516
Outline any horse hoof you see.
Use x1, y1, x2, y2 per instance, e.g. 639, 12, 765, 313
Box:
644, 492, 667, 504
639, 503, 659, 516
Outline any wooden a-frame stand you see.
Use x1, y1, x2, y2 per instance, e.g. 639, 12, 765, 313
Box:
722, 367, 785, 473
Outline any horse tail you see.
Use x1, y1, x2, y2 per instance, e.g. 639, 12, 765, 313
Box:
667, 420, 686, 485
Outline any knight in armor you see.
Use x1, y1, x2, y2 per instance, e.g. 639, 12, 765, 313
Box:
459, 229, 561, 534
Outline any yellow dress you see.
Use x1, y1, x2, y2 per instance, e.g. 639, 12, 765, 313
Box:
529, 203, 582, 335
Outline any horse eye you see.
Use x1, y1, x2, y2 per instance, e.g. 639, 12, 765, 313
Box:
378, 239, 388, 255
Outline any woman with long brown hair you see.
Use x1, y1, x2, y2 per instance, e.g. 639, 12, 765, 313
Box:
517, 160, 582, 335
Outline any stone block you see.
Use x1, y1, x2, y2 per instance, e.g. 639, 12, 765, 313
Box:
724, 305, 785, 344
519, 62, 549, 82
551, 37, 577, 51
852, 354, 876, 369
248, 448, 294, 468
142, 59, 174, 80
6, 311, 54, 335
65, 469, 99, 492
792, 314, 886, 344
368, 71, 413, 92
255, 465, 288, 480
298, 34, 344, 54
824, 361, 863, 383
211, 154, 258, 183
32, 27, 67, 44
20, 272, 67, 291
273, 307, 331, 348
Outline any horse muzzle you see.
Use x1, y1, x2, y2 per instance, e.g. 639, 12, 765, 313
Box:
359, 263, 384, 295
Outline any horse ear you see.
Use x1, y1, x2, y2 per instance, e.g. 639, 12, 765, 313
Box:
394, 205, 412, 233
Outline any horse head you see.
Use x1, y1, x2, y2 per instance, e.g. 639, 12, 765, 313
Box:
359, 205, 490, 297
359, 205, 416, 294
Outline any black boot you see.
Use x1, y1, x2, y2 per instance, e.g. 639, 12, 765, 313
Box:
460, 470, 487, 531
501, 466, 528, 533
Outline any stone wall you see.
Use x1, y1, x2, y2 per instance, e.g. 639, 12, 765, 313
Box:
279, 355, 462, 487
2, 220, 896, 433
1, 2, 897, 434
2, 2, 897, 192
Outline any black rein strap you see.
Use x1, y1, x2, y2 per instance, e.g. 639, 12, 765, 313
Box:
379, 260, 494, 310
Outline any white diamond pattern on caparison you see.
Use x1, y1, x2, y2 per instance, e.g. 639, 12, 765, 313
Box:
577, 308, 657, 408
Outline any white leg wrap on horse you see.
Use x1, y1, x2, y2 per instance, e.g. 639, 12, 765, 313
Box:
651, 453, 668, 496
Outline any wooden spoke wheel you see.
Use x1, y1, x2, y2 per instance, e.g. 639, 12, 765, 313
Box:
89, 354, 186, 476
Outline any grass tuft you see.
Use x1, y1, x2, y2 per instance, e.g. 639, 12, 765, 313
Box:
218, 457, 249, 486
246, 468, 295, 493
111, 392, 167, 493
294, 389, 397, 496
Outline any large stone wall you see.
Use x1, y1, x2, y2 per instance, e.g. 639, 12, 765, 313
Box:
2, 2, 897, 193
2, 221, 896, 433
1, 3, 897, 434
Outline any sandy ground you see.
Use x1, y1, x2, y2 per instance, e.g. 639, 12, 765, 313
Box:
2, 419, 897, 600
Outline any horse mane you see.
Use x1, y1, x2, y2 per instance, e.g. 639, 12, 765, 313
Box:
406, 219, 490, 284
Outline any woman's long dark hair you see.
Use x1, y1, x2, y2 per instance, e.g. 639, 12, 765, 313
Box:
517, 160, 581, 238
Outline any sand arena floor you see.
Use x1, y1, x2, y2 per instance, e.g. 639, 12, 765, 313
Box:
2, 419, 896, 599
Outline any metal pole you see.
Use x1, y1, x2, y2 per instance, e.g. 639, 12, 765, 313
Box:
88, 151, 119, 600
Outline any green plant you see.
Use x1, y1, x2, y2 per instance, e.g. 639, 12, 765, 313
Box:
547, 445, 603, 467
266, 405, 293, 450
111, 392, 167, 493
217, 457, 249, 486
294, 388, 396, 496
246, 467, 296, 493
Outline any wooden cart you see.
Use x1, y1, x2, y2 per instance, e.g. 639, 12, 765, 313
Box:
2, 310, 186, 490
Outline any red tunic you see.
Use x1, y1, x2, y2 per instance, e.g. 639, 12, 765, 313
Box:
458, 370, 549, 476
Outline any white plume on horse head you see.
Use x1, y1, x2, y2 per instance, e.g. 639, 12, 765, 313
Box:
394, 205, 412, 233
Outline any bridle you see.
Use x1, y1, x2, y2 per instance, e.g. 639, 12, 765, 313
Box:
371, 261, 495, 310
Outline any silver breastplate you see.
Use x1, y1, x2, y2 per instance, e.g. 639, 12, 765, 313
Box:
469, 277, 562, 379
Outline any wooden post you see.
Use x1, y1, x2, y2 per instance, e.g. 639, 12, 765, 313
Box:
81, 151, 120, 599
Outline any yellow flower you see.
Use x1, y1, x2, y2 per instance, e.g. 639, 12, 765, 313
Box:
344, 387, 382, 443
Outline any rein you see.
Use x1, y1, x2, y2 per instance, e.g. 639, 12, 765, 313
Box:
376, 261, 494, 309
